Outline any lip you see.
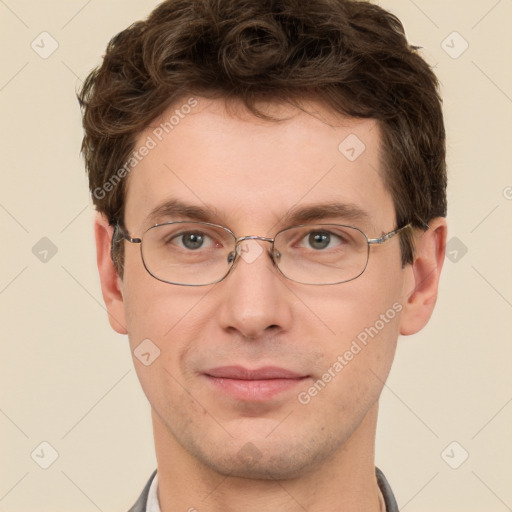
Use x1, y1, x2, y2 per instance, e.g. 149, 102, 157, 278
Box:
205, 366, 305, 380
203, 366, 309, 401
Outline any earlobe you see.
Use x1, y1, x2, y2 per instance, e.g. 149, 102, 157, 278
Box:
94, 212, 128, 335
399, 218, 447, 336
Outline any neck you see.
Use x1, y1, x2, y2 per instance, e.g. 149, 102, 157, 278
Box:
152, 402, 383, 512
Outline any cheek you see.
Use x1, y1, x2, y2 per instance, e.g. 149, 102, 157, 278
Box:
305, 262, 404, 384
121, 246, 192, 342
295, 283, 402, 428
120, 254, 211, 394
306, 266, 402, 343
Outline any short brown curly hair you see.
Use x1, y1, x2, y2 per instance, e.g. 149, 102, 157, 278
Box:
78, 0, 446, 275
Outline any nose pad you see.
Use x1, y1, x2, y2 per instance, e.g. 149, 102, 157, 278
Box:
272, 248, 281, 261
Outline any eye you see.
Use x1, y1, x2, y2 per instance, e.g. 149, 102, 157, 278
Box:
173, 231, 216, 250
302, 230, 343, 250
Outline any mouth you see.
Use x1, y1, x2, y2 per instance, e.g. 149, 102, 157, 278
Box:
202, 366, 310, 401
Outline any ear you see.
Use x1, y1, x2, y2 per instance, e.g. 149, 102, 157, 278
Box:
94, 212, 128, 334
399, 217, 447, 336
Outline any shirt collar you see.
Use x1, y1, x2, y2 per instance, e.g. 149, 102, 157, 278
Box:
146, 472, 161, 512
145, 467, 398, 512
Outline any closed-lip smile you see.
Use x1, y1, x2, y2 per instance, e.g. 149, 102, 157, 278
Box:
203, 365, 309, 401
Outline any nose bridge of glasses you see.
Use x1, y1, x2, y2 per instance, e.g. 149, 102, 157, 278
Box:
236, 235, 274, 244
230, 235, 280, 265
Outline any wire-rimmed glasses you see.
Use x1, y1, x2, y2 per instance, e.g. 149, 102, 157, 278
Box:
114, 221, 410, 286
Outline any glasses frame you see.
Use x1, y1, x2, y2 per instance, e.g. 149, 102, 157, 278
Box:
113, 221, 411, 286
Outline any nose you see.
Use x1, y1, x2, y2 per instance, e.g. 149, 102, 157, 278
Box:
216, 239, 293, 339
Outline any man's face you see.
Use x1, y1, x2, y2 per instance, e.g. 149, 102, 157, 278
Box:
118, 98, 410, 479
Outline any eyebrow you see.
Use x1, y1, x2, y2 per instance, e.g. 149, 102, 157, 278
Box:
145, 199, 221, 226
279, 202, 370, 226
144, 198, 370, 228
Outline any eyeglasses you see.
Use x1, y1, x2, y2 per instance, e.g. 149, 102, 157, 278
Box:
114, 221, 411, 286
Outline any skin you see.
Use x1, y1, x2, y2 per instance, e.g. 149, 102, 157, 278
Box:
95, 97, 446, 512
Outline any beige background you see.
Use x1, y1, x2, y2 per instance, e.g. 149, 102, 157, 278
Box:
1, 0, 511, 511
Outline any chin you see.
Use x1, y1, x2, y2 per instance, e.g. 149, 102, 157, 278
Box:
185, 433, 342, 481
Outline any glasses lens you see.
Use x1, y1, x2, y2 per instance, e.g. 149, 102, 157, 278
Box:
274, 224, 369, 284
141, 222, 235, 285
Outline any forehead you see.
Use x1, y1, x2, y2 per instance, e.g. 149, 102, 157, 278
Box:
123, 97, 394, 234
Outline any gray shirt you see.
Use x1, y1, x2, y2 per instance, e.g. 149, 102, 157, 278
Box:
127, 467, 398, 512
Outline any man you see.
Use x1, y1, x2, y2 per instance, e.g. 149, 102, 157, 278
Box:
78, 0, 447, 510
